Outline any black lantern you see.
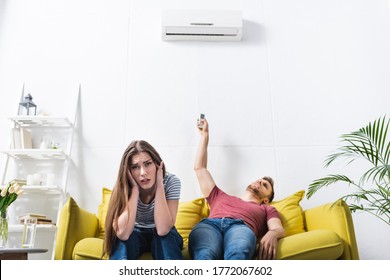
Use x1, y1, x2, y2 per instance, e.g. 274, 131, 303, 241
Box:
18, 94, 37, 115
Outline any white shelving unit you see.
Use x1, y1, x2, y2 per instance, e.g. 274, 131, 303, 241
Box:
1, 148, 68, 160
0, 88, 79, 259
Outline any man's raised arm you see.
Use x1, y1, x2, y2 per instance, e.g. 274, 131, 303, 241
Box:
194, 118, 216, 198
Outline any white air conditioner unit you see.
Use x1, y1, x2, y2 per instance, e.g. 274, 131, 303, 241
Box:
162, 10, 243, 41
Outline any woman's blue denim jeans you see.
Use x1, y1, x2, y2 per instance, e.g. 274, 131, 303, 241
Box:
109, 226, 183, 260
188, 218, 257, 260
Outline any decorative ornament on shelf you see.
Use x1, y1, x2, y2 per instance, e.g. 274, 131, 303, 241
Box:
0, 180, 23, 248
18, 93, 37, 116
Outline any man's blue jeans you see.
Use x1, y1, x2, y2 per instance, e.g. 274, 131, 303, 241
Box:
188, 218, 257, 260
109, 226, 183, 260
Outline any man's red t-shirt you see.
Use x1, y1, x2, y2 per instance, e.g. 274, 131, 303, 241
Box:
206, 186, 280, 238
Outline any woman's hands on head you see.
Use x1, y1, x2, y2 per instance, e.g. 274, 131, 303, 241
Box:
127, 170, 139, 196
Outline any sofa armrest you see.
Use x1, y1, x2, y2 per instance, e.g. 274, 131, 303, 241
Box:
73, 238, 106, 260
277, 230, 344, 260
55, 197, 99, 260
304, 199, 359, 260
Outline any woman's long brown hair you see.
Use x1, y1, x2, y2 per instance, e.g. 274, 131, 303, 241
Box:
103, 140, 166, 257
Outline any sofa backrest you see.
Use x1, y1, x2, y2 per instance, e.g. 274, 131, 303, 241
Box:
97, 188, 307, 241
97, 187, 112, 239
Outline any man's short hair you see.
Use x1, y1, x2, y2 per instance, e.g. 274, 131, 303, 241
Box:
262, 176, 275, 202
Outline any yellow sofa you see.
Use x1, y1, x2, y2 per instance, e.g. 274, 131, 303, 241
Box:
54, 188, 359, 260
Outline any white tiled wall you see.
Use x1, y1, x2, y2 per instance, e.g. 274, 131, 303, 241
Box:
1, 0, 390, 259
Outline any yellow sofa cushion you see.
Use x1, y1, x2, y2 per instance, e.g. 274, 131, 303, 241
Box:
270, 190, 305, 237
175, 198, 210, 246
277, 229, 344, 260
55, 197, 99, 260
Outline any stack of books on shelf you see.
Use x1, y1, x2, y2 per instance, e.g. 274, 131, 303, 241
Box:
8, 178, 27, 186
18, 213, 55, 225
9, 127, 32, 149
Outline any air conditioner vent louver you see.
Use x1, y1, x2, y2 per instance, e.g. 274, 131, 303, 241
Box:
191, 23, 214, 26
162, 10, 243, 42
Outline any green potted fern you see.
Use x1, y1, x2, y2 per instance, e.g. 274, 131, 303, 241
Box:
307, 116, 390, 226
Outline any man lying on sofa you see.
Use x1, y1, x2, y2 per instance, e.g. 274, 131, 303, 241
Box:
188, 117, 285, 260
